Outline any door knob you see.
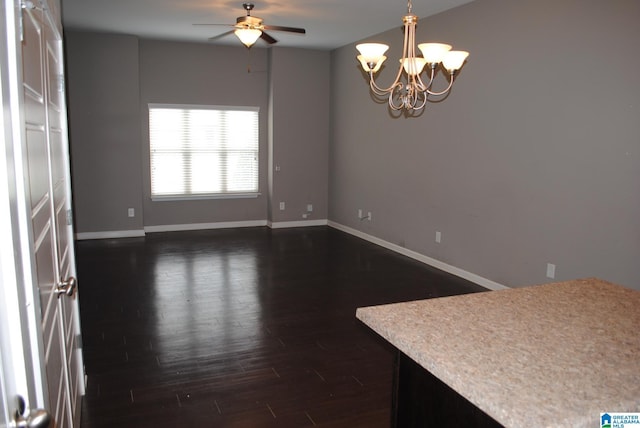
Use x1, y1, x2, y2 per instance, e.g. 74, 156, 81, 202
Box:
54, 276, 76, 298
14, 395, 52, 428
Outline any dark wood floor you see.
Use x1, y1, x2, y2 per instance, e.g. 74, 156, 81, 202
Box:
76, 226, 487, 427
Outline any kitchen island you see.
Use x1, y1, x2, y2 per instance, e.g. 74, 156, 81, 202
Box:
356, 278, 640, 427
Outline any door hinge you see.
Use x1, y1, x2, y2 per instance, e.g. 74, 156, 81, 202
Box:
66, 209, 73, 225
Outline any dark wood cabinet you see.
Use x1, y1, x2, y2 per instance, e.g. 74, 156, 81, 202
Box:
392, 352, 503, 428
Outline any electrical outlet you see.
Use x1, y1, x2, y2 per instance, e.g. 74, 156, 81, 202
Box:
546, 263, 556, 279
358, 209, 363, 218
307, 204, 313, 212
128, 208, 135, 218
279, 202, 285, 211
435, 231, 441, 243
367, 212, 372, 221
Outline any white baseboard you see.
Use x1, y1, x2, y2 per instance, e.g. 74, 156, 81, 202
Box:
268, 219, 328, 229
75, 229, 145, 240
74, 218, 328, 240
144, 220, 268, 233
327, 221, 508, 291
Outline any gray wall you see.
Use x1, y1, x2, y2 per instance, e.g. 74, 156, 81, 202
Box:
269, 47, 330, 223
65, 33, 330, 232
330, 0, 640, 289
66, 32, 144, 233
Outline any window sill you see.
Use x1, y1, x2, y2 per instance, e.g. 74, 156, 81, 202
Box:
151, 193, 261, 202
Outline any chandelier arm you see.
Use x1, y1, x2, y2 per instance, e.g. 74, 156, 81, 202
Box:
410, 73, 428, 94
413, 91, 428, 110
426, 72, 455, 97
388, 87, 404, 110
389, 85, 415, 111
413, 77, 429, 93
415, 67, 435, 93
409, 86, 427, 111
388, 95, 403, 111
369, 71, 403, 96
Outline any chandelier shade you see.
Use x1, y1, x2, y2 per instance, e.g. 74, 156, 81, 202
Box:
356, 43, 389, 73
356, 0, 469, 113
417, 43, 451, 63
442, 50, 470, 72
401, 58, 427, 76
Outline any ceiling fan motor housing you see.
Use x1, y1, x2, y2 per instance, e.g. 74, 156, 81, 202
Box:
237, 15, 263, 29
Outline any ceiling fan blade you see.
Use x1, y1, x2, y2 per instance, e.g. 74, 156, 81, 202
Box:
263, 25, 306, 34
208, 30, 234, 41
260, 31, 277, 44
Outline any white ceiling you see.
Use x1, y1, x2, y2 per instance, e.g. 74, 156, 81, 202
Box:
61, 0, 475, 50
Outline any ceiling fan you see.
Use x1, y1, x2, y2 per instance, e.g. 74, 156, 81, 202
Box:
194, 3, 306, 48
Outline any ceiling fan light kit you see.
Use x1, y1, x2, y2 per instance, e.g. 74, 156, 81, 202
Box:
235, 28, 262, 47
356, 0, 469, 113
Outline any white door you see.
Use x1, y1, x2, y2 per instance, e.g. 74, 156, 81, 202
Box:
2, 2, 42, 427
1, 1, 45, 425
1, 0, 84, 426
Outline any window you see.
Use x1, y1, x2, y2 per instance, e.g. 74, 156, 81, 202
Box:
149, 104, 259, 200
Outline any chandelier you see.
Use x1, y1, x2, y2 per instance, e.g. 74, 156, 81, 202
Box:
356, 0, 469, 113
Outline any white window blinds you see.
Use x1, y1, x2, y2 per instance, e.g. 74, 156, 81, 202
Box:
149, 104, 259, 199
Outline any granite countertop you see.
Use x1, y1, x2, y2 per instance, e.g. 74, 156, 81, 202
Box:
356, 278, 640, 428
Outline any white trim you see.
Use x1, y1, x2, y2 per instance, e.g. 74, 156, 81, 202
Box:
327, 221, 508, 291
144, 220, 268, 233
75, 230, 145, 241
74, 219, 330, 239
148, 103, 259, 113
268, 219, 328, 229
151, 193, 260, 202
